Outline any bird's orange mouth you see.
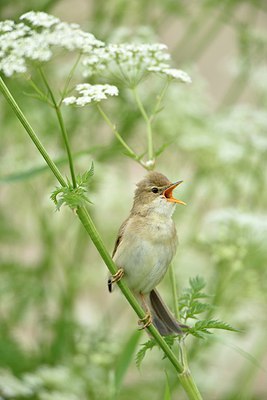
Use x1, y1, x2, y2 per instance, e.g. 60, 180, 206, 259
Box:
163, 181, 186, 205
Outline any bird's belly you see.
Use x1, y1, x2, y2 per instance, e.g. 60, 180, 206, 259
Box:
113, 228, 176, 293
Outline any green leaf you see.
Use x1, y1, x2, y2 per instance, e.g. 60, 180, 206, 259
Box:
178, 276, 211, 321
188, 319, 239, 339
136, 339, 156, 369
155, 140, 174, 157
50, 163, 94, 211
114, 330, 141, 393
164, 372, 172, 400
136, 336, 176, 368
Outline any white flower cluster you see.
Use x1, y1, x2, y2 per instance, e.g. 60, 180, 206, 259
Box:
63, 83, 119, 106
202, 208, 267, 246
82, 43, 191, 85
20, 11, 60, 28
0, 369, 34, 398
0, 11, 103, 77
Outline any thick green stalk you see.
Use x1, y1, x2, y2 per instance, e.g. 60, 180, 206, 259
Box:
0, 76, 203, 400
0, 76, 66, 187
169, 264, 202, 400
179, 371, 202, 400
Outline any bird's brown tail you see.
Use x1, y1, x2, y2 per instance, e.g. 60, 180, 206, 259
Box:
149, 289, 187, 336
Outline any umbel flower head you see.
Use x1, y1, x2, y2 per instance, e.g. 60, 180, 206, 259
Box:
0, 11, 103, 77
82, 43, 191, 87
0, 11, 191, 91
63, 83, 119, 106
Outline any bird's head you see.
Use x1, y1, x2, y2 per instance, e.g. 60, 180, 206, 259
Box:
132, 171, 186, 217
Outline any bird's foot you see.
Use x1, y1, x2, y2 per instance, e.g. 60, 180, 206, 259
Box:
112, 268, 124, 283
108, 268, 124, 292
138, 312, 152, 330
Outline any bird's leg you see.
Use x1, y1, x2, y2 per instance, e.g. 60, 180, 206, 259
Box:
138, 293, 152, 330
108, 268, 124, 292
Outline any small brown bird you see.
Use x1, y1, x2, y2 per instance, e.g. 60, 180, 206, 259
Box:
108, 171, 187, 335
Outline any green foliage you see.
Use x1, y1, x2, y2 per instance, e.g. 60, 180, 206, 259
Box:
136, 277, 238, 367
136, 336, 175, 369
114, 330, 141, 394
179, 277, 238, 339
50, 162, 94, 211
187, 320, 239, 339
179, 276, 211, 321
164, 372, 172, 400
1, 1, 267, 399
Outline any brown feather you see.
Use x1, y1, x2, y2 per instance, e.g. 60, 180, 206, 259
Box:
150, 289, 187, 335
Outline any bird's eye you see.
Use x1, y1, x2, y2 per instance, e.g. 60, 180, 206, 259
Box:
151, 187, 159, 193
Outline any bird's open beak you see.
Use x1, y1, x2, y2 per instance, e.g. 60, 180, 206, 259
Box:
163, 181, 186, 205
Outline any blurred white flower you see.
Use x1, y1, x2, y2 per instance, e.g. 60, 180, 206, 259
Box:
0, 20, 15, 32
148, 67, 192, 83
35, 365, 71, 387
0, 12, 103, 77
0, 370, 33, 397
20, 11, 60, 28
63, 84, 119, 106
202, 208, 267, 246
83, 43, 191, 86
39, 390, 79, 400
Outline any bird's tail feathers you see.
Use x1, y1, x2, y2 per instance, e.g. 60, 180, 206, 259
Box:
149, 289, 187, 336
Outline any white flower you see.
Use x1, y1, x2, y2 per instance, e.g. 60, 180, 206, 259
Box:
162, 68, 192, 83
202, 208, 267, 246
0, 20, 15, 32
0, 12, 103, 77
20, 11, 60, 28
82, 42, 191, 86
0, 370, 33, 397
63, 84, 119, 106
62, 96, 77, 105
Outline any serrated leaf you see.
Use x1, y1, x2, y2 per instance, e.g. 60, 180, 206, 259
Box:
136, 339, 156, 369
194, 319, 238, 333
76, 162, 94, 187
186, 302, 212, 318
189, 276, 206, 292
188, 319, 239, 339
50, 175, 93, 211
178, 276, 210, 321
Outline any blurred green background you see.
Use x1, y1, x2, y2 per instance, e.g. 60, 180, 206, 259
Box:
1, 1, 267, 399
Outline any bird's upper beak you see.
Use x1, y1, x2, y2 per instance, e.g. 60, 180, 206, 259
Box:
163, 181, 186, 205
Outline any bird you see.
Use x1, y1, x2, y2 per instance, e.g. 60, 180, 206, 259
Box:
108, 171, 187, 336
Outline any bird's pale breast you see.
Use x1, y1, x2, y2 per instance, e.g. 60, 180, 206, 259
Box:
113, 214, 178, 293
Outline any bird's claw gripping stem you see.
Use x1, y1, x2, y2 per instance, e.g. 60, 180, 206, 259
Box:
138, 312, 152, 330
108, 268, 124, 292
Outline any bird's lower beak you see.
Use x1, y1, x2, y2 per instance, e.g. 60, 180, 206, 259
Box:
163, 181, 186, 205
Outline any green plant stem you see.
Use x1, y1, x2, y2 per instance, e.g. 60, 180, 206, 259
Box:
169, 264, 201, 399
149, 81, 169, 125
39, 68, 77, 188
0, 76, 203, 400
132, 86, 154, 161
59, 53, 82, 104
179, 371, 202, 400
0, 76, 66, 187
96, 104, 141, 162
169, 264, 180, 320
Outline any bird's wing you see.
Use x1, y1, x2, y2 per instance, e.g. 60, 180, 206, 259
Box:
112, 217, 129, 257
108, 217, 130, 293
